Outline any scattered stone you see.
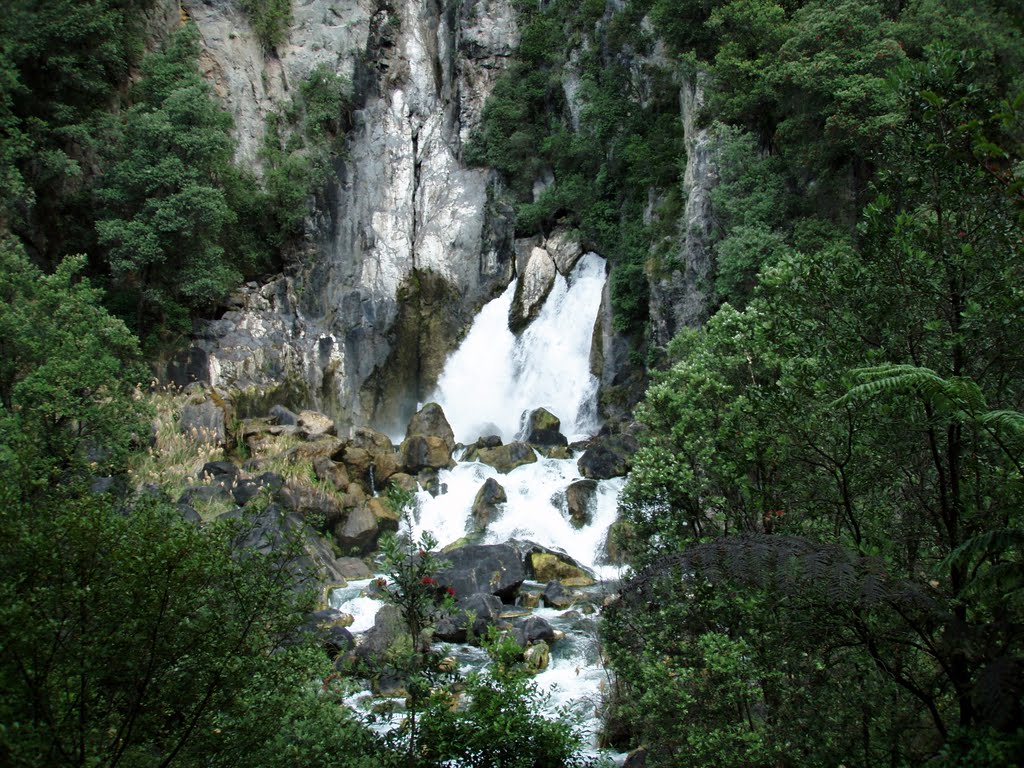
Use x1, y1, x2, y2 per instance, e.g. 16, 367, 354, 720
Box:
388, 473, 418, 494
367, 496, 400, 533
285, 437, 345, 464
313, 456, 351, 491
472, 478, 507, 531
231, 471, 284, 507
475, 434, 503, 449
201, 460, 240, 484
277, 479, 343, 529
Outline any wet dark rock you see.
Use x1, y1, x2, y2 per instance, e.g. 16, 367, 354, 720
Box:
521, 407, 568, 448
472, 478, 507, 531
542, 580, 573, 609
513, 615, 557, 646
464, 441, 537, 474
565, 479, 598, 528
433, 592, 504, 644
577, 433, 638, 479
399, 434, 453, 473
434, 543, 526, 602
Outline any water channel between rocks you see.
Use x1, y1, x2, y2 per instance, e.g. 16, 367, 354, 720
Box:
330, 253, 626, 755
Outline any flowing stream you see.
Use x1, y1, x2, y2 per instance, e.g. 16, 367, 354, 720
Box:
333, 253, 622, 753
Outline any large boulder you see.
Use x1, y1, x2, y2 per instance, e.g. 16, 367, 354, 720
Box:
399, 434, 453, 474
520, 407, 568, 448
180, 390, 228, 447
465, 441, 537, 474
565, 479, 598, 528
313, 457, 351, 492
406, 402, 456, 453
231, 471, 284, 507
513, 615, 557, 646
434, 543, 526, 602
545, 228, 584, 276
514, 541, 594, 587
333, 504, 379, 555
472, 478, 507, 531
509, 246, 556, 333
354, 604, 408, 661
297, 409, 335, 437
221, 504, 351, 592
278, 478, 343, 529
433, 592, 504, 644
530, 552, 595, 587
541, 580, 573, 609
577, 434, 638, 479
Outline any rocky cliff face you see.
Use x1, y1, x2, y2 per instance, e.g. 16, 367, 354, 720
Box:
176, 0, 519, 435
648, 73, 720, 346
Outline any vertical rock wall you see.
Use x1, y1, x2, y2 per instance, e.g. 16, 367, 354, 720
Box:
177, 0, 519, 434
648, 74, 721, 346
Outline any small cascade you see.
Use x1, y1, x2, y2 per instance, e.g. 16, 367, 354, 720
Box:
432, 252, 607, 444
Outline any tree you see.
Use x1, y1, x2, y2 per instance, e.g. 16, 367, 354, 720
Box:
95, 25, 246, 345
0, 238, 148, 486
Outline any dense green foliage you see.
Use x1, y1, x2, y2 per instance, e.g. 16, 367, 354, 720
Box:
0, 3, 345, 351
592, 1, 1024, 764
239, 0, 294, 50
0, 241, 379, 768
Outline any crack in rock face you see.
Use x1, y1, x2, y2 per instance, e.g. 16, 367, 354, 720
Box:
176, 0, 520, 431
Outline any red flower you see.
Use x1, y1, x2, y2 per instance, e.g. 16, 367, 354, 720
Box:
446, 587, 456, 597
420, 576, 436, 586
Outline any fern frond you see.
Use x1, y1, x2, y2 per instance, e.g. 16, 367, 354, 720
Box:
979, 410, 1024, 435
834, 364, 948, 407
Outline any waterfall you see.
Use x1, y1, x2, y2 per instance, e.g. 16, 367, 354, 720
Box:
333, 251, 622, 755
431, 252, 607, 444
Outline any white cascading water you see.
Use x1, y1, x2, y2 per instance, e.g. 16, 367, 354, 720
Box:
431, 252, 607, 444
333, 252, 622, 754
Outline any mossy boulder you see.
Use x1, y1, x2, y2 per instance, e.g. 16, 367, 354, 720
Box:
465, 441, 537, 474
